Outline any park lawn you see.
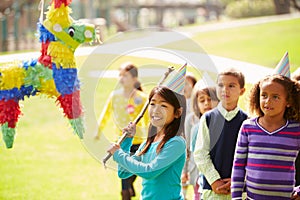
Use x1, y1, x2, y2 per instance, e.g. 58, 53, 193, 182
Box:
0, 92, 139, 199
160, 18, 300, 72
0, 64, 142, 199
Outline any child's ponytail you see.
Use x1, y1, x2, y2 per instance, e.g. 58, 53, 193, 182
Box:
134, 81, 143, 91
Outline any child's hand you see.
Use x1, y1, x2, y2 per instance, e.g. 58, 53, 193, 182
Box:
181, 172, 189, 183
211, 179, 226, 194
186, 150, 191, 161
292, 191, 300, 200
122, 122, 136, 137
107, 143, 120, 155
291, 194, 300, 200
292, 186, 300, 200
211, 178, 231, 195
216, 178, 231, 195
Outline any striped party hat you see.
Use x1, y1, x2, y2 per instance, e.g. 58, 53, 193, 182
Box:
161, 63, 187, 95
274, 51, 290, 78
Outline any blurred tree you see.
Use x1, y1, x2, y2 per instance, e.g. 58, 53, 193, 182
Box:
273, 0, 300, 13
219, 0, 235, 6
220, 0, 300, 14
273, 0, 290, 14
291, 0, 300, 10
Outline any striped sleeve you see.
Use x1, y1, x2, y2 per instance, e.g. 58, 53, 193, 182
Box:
231, 121, 249, 199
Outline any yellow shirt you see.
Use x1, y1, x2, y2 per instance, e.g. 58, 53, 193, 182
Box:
97, 89, 149, 144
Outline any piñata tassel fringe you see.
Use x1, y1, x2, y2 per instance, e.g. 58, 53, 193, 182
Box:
2, 123, 16, 148
69, 117, 84, 139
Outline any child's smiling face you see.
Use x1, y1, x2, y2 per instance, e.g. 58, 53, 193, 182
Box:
149, 94, 176, 131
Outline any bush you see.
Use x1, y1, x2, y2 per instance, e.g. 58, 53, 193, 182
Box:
225, 0, 275, 18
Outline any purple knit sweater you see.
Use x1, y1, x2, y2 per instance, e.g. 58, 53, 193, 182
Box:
231, 118, 300, 200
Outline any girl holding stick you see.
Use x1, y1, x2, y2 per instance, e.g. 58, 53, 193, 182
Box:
107, 82, 187, 199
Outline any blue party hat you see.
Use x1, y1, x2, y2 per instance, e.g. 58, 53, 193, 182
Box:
274, 51, 290, 78
162, 63, 186, 95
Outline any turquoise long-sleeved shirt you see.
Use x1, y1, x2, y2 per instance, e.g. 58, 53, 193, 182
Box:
113, 136, 186, 200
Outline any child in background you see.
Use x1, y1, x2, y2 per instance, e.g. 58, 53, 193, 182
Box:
231, 74, 300, 199
107, 86, 187, 200
95, 62, 149, 199
291, 69, 300, 200
292, 69, 300, 194
182, 73, 197, 199
194, 68, 248, 199
184, 74, 197, 112
182, 82, 219, 200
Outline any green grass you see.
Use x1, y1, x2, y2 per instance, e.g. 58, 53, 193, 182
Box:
0, 96, 130, 199
1, 17, 299, 199
161, 18, 300, 72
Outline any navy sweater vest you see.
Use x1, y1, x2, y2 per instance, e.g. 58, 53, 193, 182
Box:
202, 108, 247, 190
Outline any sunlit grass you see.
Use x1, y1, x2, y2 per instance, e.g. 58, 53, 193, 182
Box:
161, 18, 300, 72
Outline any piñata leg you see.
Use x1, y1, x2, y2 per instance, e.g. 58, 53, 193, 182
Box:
53, 65, 84, 139
0, 64, 34, 148
0, 99, 21, 148
57, 91, 84, 138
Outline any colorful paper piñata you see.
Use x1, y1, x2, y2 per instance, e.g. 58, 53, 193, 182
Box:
0, 0, 96, 148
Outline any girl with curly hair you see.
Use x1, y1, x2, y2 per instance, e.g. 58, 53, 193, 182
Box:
231, 74, 300, 199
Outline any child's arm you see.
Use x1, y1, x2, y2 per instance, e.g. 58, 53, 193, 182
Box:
108, 137, 143, 179
193, 115, 221, 187
184, 114, 193, 157
113, 137, 186, 179
118, 137, 143, 179
182, 114, 194, 177
231, 124, 248, 199
107, 122, 141, 178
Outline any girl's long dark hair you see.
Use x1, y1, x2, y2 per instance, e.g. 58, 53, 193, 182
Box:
137, 86, 186, 155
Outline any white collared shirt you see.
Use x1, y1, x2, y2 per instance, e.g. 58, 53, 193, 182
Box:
194, 102, 240, 187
